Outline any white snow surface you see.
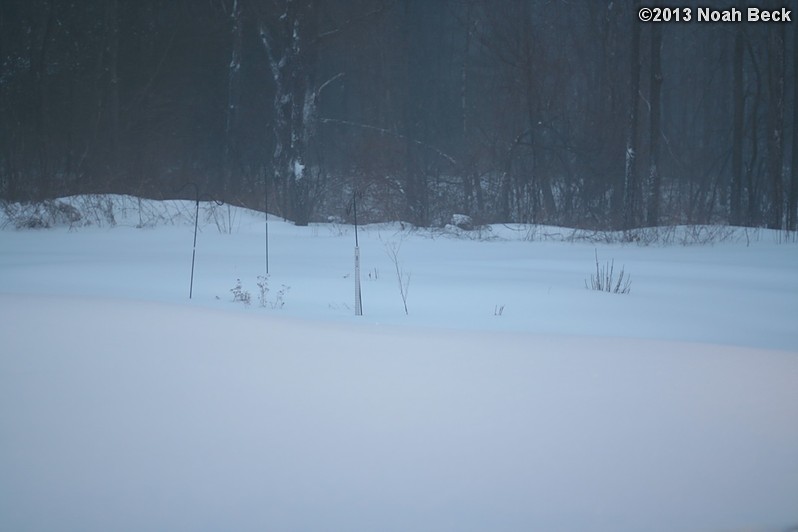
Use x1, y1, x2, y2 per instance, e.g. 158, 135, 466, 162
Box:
1, 196, 797, 532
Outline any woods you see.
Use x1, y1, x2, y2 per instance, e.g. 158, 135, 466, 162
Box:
1, 0, 796, 230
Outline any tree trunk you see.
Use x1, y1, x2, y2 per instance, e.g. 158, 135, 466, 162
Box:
730, 24, 744, 226
224, 0, 243, 200
259, 0, 319, 225
402, 0, 430, 226
107, 0, 120, 185
32, 2, 55, 199
745, 38, 763, 226
789, 13, 798, 231
622, 1, 641, 230
646, 23, 662, 227
766, 22, 785, 229
460, 1, 476, 217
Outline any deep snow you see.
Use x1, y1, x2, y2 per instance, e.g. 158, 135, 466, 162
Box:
1, 196, 796, 531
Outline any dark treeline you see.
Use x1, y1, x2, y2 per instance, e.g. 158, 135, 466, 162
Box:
1, 0, 796, 229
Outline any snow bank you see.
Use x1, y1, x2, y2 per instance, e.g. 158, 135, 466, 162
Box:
1, 202, 796, 350
1, 295, 796, 532
1, 196, 797, 531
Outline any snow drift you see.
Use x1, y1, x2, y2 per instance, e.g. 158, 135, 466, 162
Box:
1, 197, 796, 531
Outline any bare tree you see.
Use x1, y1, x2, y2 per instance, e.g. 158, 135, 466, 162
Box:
789, 12, 798, 231
622, 0, 642, 230
731, 23, 744, 226
646, 22, 662, 227
223, 0, 243, 199
0, 0, 792, 233
766, 22, 785, 229
258, 0, 321, 225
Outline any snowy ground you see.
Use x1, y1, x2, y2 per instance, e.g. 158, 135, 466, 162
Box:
1, 196, 797, 531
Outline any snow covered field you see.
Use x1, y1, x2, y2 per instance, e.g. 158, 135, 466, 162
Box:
1, 197, 797, 531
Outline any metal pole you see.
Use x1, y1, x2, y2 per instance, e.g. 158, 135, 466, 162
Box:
189, 196, 199, 299
354, 191, 362, 316
265, 174, 270, 275
355, 246, 362, 315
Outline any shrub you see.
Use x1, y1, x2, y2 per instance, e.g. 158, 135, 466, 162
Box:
256, 275, 290, 309
585, 250, 631, 295
385, 240, 411, 315
230, 279, 251, 305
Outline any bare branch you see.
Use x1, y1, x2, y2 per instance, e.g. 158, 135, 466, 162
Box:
319, 117, 458, 167
317, 72, 344, 100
